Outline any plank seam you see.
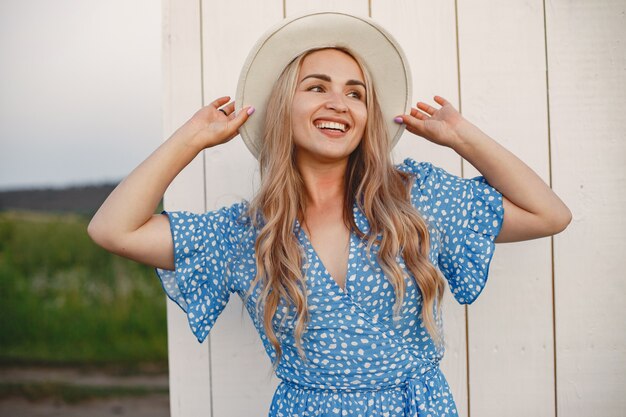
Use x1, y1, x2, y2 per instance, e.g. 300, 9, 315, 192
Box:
464, 305, 471, 417
542, 0, 558, 415
197, 1, 213, 416
453, 1, 471, 415
550, 237, 557, 417
455, 0, 465, 179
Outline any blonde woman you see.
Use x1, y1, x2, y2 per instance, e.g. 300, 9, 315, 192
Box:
88, 13, 571, 417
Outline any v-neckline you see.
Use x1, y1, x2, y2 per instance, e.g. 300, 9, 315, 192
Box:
296, 220, 354, 296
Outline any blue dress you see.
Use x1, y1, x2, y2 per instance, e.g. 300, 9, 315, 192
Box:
156, 159, 504, 416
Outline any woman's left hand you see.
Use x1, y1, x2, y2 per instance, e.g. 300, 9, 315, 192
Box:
395, 96, 468, 149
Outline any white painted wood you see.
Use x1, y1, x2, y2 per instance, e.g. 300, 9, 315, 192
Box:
547, 1, 626, 415
164, 1, 626, 415
285, 0, 369, 17
371, 1, 468, 415
200, 1, 283, 416
162, 0, 212, 416
457, 1, 556, 415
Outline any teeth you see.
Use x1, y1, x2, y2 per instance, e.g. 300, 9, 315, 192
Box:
315, 121, 347, 132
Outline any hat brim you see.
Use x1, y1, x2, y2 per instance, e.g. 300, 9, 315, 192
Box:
235, 12, 412, 159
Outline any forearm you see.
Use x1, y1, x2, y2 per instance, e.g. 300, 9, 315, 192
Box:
87, 97, 252, 267
452, 120, 571, 239
399, 96, 571, 241
88, 130, 202, 247
452, 121, 546, 213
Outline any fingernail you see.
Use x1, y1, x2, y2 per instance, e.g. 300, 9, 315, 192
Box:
247, 106, 255, 116
394, 116, 403, 124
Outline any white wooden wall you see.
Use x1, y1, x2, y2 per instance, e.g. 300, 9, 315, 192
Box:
161, 1, 626, 416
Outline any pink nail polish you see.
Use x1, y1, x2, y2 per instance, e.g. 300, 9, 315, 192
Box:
247, 107, 255, 116
394, 116, 403, 124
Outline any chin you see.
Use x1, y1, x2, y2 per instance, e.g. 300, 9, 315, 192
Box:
295, 147, 352, 165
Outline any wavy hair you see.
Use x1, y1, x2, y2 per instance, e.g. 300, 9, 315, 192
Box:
245, 48, 445, 369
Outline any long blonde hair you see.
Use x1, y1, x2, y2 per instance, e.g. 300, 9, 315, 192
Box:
245, 48, 445, 369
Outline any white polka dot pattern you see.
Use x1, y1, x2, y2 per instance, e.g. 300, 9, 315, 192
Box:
155, 159, 503, 416
397, 159, 504, 304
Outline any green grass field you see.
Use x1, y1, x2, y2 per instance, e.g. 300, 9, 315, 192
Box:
0, 211, 168, 369
0, 381, 169, 403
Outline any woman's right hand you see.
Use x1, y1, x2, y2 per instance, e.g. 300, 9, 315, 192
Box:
177, 96, 255, 151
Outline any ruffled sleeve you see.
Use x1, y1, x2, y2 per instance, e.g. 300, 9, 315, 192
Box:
398, 158, 504, 304
155, 201, 250, 343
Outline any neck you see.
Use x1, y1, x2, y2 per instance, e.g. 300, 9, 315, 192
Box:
297, 157, 347, 209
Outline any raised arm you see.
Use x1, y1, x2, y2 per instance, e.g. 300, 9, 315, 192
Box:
87, 97, 254, 269
396, 95, 571, 243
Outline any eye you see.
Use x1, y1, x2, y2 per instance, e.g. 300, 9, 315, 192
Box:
347, 90, 363, 100
307, 85, 325, 93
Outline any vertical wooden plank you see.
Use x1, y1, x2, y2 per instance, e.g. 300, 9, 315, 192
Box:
547, 1, 626, 415
162, 0, 211, 416
457, 0, 556, 415
371, 1, 468, 416
201, 1, 284, 416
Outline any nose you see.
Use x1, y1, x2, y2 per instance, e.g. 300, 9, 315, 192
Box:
325, 91, 348, 112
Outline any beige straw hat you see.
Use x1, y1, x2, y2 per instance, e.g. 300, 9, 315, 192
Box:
235, 12, 412, 158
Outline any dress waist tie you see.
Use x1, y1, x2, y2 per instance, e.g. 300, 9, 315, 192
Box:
401, 366, 441, 417
278, 366, 442, 416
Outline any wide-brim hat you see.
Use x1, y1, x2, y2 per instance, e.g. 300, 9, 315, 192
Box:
235, 12, 412, 159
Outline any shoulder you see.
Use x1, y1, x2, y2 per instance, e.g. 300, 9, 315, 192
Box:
395, 158, 436, 179
211, 200, 252, 228
395, 157, 492, 197
394, 158, 455, 189
394, 157, 503, 227
166, 199, 254, 248
209, 200, 255, 241
394, 158, 454, 203
169, 199, 250, 226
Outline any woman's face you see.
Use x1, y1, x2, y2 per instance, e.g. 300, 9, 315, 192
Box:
291, 49, 367, 165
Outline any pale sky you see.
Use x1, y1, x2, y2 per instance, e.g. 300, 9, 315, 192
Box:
0, 0, 161, 190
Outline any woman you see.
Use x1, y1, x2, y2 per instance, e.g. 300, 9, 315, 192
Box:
88, 12, 571, 417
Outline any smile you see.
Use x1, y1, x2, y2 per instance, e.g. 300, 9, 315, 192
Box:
314, 121, 348, 133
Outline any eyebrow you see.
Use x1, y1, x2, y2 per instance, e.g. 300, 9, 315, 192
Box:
299, 73, 366, 89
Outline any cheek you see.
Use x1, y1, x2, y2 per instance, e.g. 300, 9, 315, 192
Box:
354, 107, 368, 135
290, 97, 311, 127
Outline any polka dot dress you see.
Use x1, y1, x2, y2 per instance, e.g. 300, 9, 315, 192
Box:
156, 159, 504, 416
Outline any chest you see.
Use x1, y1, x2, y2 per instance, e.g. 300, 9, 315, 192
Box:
231, 207, 443, 317
301, 204, 350, 291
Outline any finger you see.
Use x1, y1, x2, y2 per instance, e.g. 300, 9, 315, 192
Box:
410, 107, 428, 120
416, 102, 436, 115
209, 96, 231, 109
433, 95, 449, 107
220, 101, 236, 116
223, 106, 255, 138
396, 113, 425, 135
